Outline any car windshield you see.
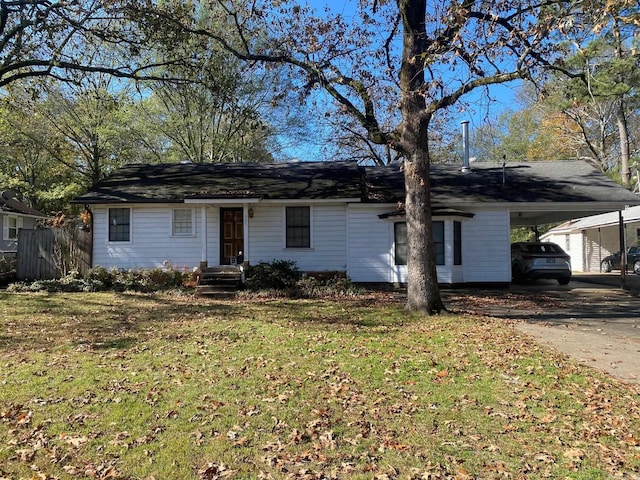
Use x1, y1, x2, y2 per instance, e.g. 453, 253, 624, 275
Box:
523, 244, 564, 254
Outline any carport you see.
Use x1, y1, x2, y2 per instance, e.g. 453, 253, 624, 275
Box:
430, 160, 640, 287
503, 162, 640, 288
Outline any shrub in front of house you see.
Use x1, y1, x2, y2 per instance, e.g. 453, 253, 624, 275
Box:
243, 260, 362, 298
85, 265, 114, 288
244, 260, 301, 291
7, 266, 193, 293
295, 274, 363, 298
7, 271, 101, 293
7, 261, 362, 298
0, 255, 17, 286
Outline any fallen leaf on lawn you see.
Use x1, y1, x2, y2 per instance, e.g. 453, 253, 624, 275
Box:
318, 430, 336, 449
14, 448, 35, 462
455, 466, 473, 479
84, 462, 121, 479
483, 460, 512, 478
233, 436, 250, 447
16, 411, 33, 426
539, 411, 556, 423
60, 433, 89, 447
564, 447, 584, 462
534, 452, 556, 463
63, 465, 79, 475
197, 462, 238, 479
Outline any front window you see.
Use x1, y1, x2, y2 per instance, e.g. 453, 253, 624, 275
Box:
394, 222, 407, 265
109, 208, 130, 242
394, 221, 445, 266
3, 215, 21, 240
172, 208, 194, 236
433, 221, 445, 265
286, 206, 310, 248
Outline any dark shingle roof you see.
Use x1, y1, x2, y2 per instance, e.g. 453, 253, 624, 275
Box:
0, 194, 47, 217
73, 161, 365, 204
366, 160, 640, 205
72, 160, 640, 208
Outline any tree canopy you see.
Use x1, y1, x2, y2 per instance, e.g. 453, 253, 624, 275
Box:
0, 0, 161, 86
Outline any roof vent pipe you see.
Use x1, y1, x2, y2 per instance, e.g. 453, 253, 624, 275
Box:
461, 121, 471, 173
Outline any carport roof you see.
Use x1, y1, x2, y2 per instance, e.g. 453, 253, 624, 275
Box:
543, 205, 640, 234
367, 160, 640, 226
447, 161, 639, 226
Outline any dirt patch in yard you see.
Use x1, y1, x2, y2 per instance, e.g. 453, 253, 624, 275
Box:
442, 285, 640, 385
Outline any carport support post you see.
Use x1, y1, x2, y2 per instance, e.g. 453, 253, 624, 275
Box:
619, 211, 627, 290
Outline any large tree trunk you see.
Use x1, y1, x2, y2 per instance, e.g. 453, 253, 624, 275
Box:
404, 155, 444, 314
399, 0, 445, 314
616, 98, 630, 186
612, 18, 630, 187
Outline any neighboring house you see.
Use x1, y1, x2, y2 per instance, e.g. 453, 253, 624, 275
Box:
541, 205, 640, 273
72, 160, 640, 285
1, 190, 47, 254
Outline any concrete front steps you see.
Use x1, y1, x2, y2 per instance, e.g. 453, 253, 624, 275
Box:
196, 266, 244, 296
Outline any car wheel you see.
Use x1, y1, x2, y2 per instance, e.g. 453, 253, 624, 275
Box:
601, 260, 612, 273
557, 277, 571, 285
634, 261, 640, 275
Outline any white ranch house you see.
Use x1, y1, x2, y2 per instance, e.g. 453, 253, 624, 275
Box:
72, 160, 640, 286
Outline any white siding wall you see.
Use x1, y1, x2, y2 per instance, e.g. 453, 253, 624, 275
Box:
248, 203, 348, 272
543, 231, 586, 271
90, 202, 513, 284
583, 230, 608, 272
347, 206, 512, 284
546, 221, 640, 273
347, 205, 393, 283
462, 210, 511, 283
92, 204, 203, 269
1, 214, 39, 251
583, 225, 637, 272
568, 233, 584, 272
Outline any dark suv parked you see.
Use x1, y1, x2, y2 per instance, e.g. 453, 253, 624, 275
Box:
511, 242, 572, 285
600, 247, 640, 274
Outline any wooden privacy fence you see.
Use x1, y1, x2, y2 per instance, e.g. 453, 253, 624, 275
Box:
17, 227, 92, 280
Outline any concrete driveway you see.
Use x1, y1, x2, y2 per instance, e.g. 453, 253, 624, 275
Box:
447, 273, 640, 384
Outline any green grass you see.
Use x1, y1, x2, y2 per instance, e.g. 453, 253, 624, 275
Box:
0, 291, 638, 479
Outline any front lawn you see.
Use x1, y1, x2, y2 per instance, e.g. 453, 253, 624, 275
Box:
0, 292, 638, 479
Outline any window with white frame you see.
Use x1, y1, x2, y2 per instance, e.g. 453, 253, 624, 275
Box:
394, 220, 445, 265
172, 208, 194, 236
3, 215, 22, 241
108, 208, 131, 242
286, 206, 311, 248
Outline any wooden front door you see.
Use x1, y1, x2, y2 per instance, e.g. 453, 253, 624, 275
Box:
220, 208, 244, 265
